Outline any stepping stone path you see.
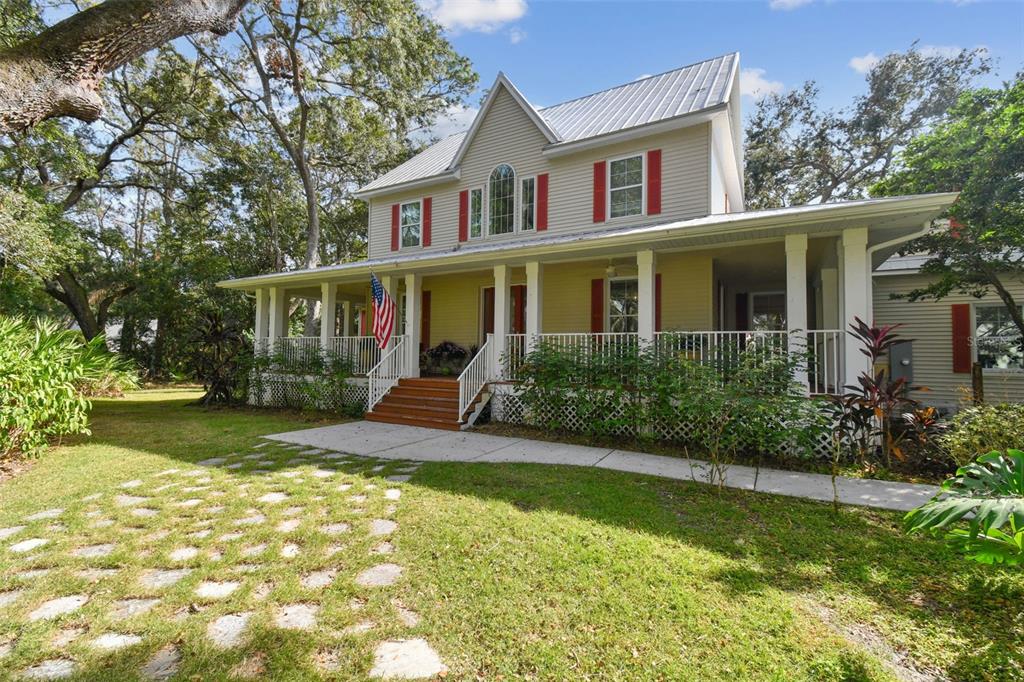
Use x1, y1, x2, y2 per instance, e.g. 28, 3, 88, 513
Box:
197, 457, 227, 466
195, 581, 240, 599
275, 603, 318, 630
139, 568, 191, 589
115, 494, 148, 506
241, 544, 266, 557
219, 532, 244, 542
276, 519, 301, 532
25, 508, 63, 521
369, 639, 447, 679
372, 542, 395, 555
280, 543, 300, 558
92, 633, 143, 650
0, 525, 26, 539
17, 569, 51, 579
321, 522, 350, 536
20, 659, 76, 680
29, 595, 88, 621
301, 570, 336, 589
72, 543, 115, 558
0, 590, 25, 608
132, 508, 159, 518
169, 547, 199, 561
387, 475, 412, 483
258, 492, 288, 503
111, 598, 160, 619
207, 612, 251, 648
10, 537, 48, 553
120, 479, 143, 488
370, 519, 398, 537
51, 627, 85, 647
142, 645, 181, 681
75, 568, 118, 582
385, 489, 402, 500
355, 564, 403, 587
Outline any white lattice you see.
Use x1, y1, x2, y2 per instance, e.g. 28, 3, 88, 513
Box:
250, 373, 367, 414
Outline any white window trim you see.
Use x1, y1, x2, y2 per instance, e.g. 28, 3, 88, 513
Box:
606, 276, 639, 333
487, 163, 518, 237
606, 151, 646, 221
398, 199, 422, 250
972, 302, 1024, 374
520, 175, 537, 232
468, 187, 484, 240
749, 290, 786, 331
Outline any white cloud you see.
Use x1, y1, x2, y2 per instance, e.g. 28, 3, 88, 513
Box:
739, 68, 783, 100
769, 0, 813, 10
848, 52, 881, 74
508, 27, 526, 44
422, 0, 527, 33
415, 104, 479, 142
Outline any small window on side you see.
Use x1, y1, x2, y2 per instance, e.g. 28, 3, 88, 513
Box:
521, 177, 535, 231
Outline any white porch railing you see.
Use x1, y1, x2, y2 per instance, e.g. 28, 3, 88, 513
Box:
503, 333, 527, 380
537, 332, 640, 360
458, 334, 492, 421
807, 329, 843, 396
367, 336, 407, 411
276, 336, 321, 366
326, 336, 382, 375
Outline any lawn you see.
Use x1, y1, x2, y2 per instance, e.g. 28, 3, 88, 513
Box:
0, 389, 1020, 681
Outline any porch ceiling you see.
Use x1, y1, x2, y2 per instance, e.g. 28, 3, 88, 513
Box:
218, 192, 957, 292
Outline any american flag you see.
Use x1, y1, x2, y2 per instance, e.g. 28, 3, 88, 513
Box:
370, 273, 395, 350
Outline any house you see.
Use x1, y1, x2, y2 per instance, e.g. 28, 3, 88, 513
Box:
218, 53, 957, 430
874, 253, 1024, 411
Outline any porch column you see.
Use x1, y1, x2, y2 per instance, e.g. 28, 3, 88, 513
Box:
785, 233, 809, 391
254, 288, 269, 354
405, 273, 421, 377
492, 264, 510, 378
525, 261, 543, 352
320, 282, 336, 358
268, 286, 287, 351
341, 300, 352, 337
637, 250, 656, 346
841, 227, 870, 386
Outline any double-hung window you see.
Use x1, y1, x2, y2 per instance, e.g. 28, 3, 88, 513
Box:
520, 177, 536, 231
609, 154, 644, 218
975, 303, 1024, 370
469, 188, 483, 238
608, 278, 639, 333
400, 200, 421, 248
489, 164, 516, 235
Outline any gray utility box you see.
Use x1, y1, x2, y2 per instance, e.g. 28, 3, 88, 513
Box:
890, 340, 913, 384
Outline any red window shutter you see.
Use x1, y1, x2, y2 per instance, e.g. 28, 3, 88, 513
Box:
390, 204, 399, 251
590, 278, 604, 332
458, 190, 468, 242
422, 197, 432, 247
952, 303, 972, 373
655, 273, 662, 332
421, 290, 431, 352
647, 149, 662, 215
537, 173, 549, 231
592, 161, 606, 223
512, 285, 526, 333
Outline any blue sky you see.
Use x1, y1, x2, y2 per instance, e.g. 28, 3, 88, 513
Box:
423, 0, 1024, 134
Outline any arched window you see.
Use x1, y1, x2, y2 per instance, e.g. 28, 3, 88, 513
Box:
488, 164, 516, 235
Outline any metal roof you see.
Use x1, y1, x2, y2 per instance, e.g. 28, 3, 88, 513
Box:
875, 253, 932, 273
356, 53, 738, 196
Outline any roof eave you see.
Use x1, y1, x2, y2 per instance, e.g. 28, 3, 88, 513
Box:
353, 168, 460, 200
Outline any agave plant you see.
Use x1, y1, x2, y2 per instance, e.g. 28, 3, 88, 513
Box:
904, 449, 1024, 565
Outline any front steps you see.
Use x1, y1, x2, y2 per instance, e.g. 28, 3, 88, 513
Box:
366, 377, 484, 431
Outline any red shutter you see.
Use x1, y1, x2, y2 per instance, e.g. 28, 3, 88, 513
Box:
590, 279, 604, 332
655, 273, 662, 332
458, 190, 468, 242
592, 161, 606, 223
483, 288, 495, 335
512, 285, 526, 333
422, 197, 432, 247
647, 149, 662, 215
421, 290, 431, 352
390, 204, 399, 251
952, 303, 972, 373
537, 173, 549, 231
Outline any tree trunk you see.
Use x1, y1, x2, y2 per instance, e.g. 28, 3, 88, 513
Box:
0, 0, 249, 132
44, 268, 101, 339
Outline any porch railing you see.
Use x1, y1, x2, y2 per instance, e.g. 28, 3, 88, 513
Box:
458, 334, 492, 421
367, 335, 407, 411
275, 336, 321, 367
502, 333, 527, 380
326, 336, 382, 376
807, 329, 843, 396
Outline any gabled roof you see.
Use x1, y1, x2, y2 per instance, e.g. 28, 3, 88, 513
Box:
355, 53, 739, 198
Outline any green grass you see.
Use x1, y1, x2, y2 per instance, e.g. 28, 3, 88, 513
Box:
1, 389, 1021, 681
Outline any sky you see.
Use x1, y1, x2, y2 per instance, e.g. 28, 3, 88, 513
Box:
420, 0, 1024, 136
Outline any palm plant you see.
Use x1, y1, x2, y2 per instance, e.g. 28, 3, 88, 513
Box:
904, 449, 1024, 565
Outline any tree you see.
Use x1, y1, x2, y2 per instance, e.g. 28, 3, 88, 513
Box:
0, 0, 249, 132
872, 75, 1024, 340
744, 44, 990, 209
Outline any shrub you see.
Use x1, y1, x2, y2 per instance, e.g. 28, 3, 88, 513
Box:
0, 316, 137, 460
943, 403, 1024, 466
422, 340, 469, 376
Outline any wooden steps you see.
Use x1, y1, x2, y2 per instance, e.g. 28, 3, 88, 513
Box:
366, 377, 482, 431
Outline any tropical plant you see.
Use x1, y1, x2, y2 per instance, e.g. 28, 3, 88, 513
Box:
905, 449, 1024, 565
943, 402, 1024, 467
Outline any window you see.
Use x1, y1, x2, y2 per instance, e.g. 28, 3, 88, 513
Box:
975, 304, 1023, 370
469, 188, 483, 238
608, 278, 639, 333
521, 177, 535, 231
609, 154, 643, 218
400, 200, 420, 248
751, 292, 786, 331
489, 164, 516, 234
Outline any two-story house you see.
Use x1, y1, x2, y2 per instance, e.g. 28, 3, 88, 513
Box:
219, 53, 957, 429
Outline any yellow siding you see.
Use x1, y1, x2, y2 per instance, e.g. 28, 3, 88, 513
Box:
659, 251, 714, 330
423, 272, 492, 350
541, 261, 608, 333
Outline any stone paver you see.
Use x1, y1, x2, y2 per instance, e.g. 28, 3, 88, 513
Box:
0, 525, 26, 540
168, 547, 199, 561
321, 523, 350, 536
132, 508, 160, 518
20, 659, 76, 680
370, 519, 398, 537
219, 532, 244, 542
234, 513, 265, 526
372, 542, 395, 555
10, 538, 48, 553
0, 590, 25, 608
280, 543, 300, 558
301, 570, 336, 589
75, 568, 118, 583
141, 645, 181, 681
25, 508, 63, 521
195, 581, 240, 599
343, 620, 375, 635
258, 492, 288, 503
207, 612, 251, 648
115, 495, 148, 507
384, 489, 402, 501
72, 543, 115, 558
111, 598, 160, 619
276, 519, 301, 532
120, 479, 144, 488
275, 603, 318, 630
139, 568, 191, 589
29, 595, 88, 621
241, 544, 267, 557
369, 639, 447, 679
355, 564, 403, 587
393, 600, 421, 627
16, 569, 51, 580
51, 627, 85, 647
92, 633, 143, 650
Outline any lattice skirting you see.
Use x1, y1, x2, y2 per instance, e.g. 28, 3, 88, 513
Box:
490, 384, 836, 460
249, 373, 368, 413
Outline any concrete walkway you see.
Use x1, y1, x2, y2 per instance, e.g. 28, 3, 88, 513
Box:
264, 421, 940, 512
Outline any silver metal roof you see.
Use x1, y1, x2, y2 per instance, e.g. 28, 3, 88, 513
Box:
876, 253, 932, 273
356, 53, 738, 195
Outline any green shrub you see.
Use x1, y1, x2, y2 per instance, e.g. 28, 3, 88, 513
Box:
943, 403, 1024, 466
0, 316, 137, 459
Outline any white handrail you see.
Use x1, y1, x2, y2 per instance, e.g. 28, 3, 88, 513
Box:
326, 336, 381, 375
367, 336, 407, 411
458, 334, 491, 421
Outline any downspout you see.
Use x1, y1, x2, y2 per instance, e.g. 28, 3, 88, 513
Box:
864, 221, 933, 322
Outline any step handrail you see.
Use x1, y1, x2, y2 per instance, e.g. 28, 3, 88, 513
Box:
457, 334, 491, 422
367, 336, 407, 412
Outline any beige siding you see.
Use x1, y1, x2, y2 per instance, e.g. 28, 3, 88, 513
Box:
873, 273, 1024, 409
659, 251, 714, 330
367, 85, 711, 260
422, 271, 493, 350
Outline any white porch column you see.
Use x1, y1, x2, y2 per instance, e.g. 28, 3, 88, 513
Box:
525, 261, 543, 352
254, 288, 269, 354
492, 264, 510, 377
405, 273, 422, 377
785, 233, 809, 391
268, 286, 287, 351
841, 227, 870, 386
637, 250, 656, 346
320, 282, 337, 358
341, 300, 352, 337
